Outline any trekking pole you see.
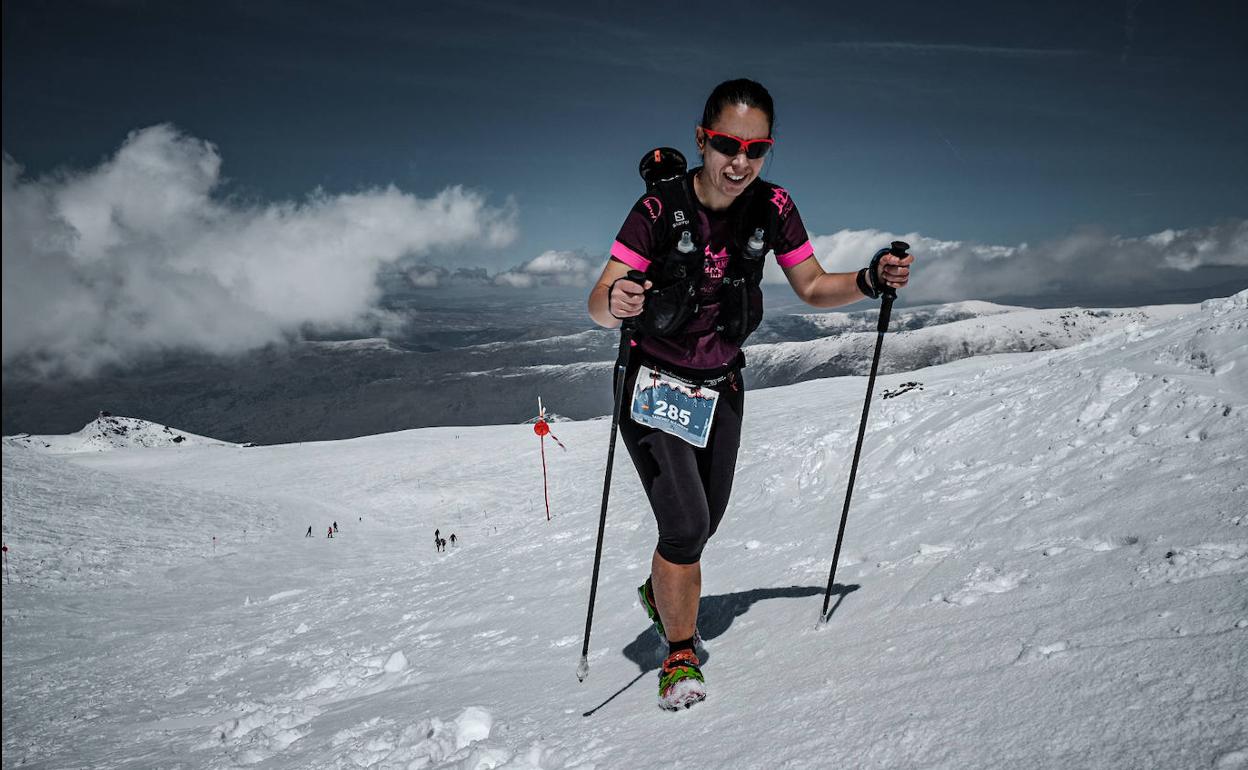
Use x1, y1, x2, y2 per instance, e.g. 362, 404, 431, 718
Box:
578, 270, 645, 682
819, 241, 909, 624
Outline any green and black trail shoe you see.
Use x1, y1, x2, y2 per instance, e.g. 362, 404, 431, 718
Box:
657, 649, 706, 711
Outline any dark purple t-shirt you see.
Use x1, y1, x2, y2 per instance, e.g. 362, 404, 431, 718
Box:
609, 169, 814, 371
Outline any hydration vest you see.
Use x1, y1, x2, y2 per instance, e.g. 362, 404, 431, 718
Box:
634, 148, 778, 345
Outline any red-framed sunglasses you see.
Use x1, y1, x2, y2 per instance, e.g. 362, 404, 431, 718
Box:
699, 127, 774, 159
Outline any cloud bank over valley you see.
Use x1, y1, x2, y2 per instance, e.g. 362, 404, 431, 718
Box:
3, 124, 1244, 380
2, 124, 517, 377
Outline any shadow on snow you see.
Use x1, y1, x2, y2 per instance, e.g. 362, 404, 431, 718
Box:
583, 583, 858, 717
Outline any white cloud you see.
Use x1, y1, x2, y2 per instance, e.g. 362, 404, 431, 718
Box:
406, 266, 447, 288
767, 221, 1248, 303
492, 249, 595, 288
492, 271, 536, 289
1, 124, 517, 377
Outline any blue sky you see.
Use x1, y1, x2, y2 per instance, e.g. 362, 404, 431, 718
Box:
5, 1, 1245, 251
3, 1, 1247, 375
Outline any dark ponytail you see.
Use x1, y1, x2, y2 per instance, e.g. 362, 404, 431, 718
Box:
700, 79, 775, 135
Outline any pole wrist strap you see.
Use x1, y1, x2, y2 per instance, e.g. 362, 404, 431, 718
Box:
856, 267, 879, 299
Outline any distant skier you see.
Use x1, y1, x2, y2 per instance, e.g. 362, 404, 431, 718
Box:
450, 533, 457, 547
327, 527, 334, 539
306, 526, 313, 537
333, 521, 338, 533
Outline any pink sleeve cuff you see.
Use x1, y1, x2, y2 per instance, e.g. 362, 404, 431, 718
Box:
776, 241, 814, 268
610, 241, 650, 271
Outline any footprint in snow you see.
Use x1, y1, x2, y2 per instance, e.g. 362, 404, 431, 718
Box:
1076, 369, 1141, 430
1029, 536, 1139, 557
197, 702, 322, 761
933, 566, 1027, 606
328, 706, 497, 768
1138, 543, 1248, 585
1015, 640, 1071, 663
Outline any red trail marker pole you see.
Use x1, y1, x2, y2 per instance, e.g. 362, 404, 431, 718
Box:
533, 397, 568, 522
535, 397, 552, 521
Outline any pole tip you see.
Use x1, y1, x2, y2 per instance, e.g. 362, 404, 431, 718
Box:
576, 656, 590, 682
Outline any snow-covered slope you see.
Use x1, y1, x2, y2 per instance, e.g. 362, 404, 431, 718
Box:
1, 448, 278, 586
2, 293, 1245, 768
3, 299, 1192, 445
743, 303, 1194, 388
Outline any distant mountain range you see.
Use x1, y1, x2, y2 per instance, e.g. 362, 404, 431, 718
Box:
1, 300, 1195, 444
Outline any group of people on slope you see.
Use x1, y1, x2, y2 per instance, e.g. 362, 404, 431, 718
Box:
434, 529, 457, 552
305, 518, 359, 538
305, 521, 340, 538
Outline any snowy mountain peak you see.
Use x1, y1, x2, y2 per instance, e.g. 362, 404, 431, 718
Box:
5, 412, 237, 453
523, 412, 572, 424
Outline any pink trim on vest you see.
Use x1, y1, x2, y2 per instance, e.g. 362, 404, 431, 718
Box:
610, 241, 651, 271
776, 240, 814, 268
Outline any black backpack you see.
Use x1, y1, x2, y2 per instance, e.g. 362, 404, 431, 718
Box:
633, 147, 777, 345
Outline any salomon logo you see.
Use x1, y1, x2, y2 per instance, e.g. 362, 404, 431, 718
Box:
673, 210, 688, 225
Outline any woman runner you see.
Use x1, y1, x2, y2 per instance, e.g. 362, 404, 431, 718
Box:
587, 79, 914, 710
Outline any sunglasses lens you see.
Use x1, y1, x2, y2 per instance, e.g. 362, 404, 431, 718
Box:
745, 142, 771, 160
707, 134, 743, 157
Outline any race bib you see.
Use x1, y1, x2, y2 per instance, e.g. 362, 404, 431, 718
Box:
630, 365, 720, 448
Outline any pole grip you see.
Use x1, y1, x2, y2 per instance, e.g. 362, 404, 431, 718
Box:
875, 241, 907, 330
619, 269, 646, 334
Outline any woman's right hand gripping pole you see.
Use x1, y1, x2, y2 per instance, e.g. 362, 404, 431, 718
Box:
609, 270, 652, 323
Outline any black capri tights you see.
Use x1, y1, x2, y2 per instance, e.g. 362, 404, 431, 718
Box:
618, 363, 744, 565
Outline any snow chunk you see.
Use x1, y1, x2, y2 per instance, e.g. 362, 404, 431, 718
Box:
383, 650, 408, 673
454, 706, 493, 750
267, 589, 305, 602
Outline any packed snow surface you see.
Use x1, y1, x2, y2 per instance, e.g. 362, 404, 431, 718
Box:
3, 292, 1246, 768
